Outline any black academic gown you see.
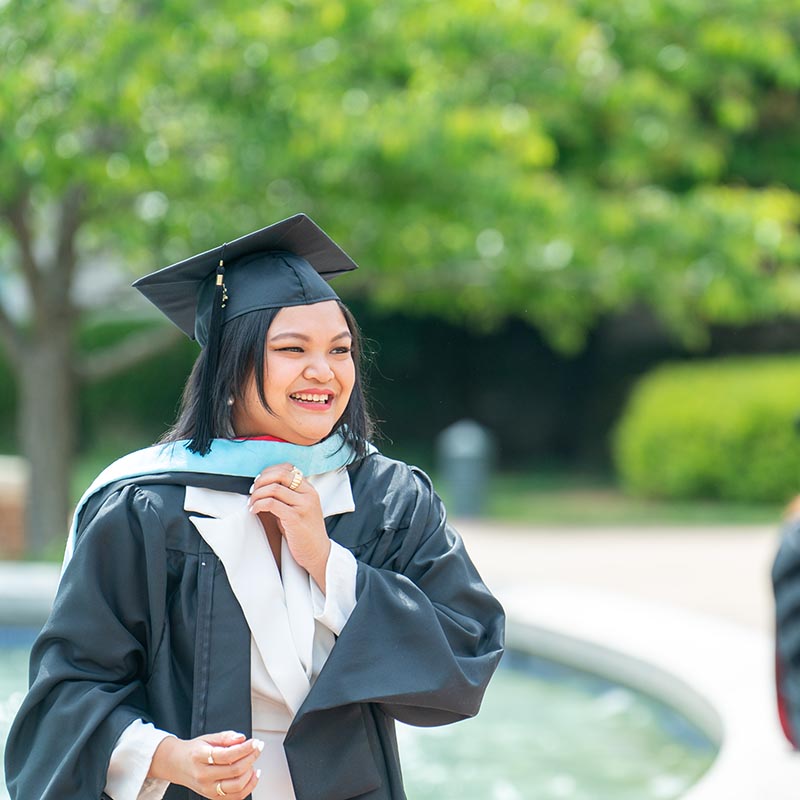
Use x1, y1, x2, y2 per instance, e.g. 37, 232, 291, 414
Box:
4, 452, 505, 800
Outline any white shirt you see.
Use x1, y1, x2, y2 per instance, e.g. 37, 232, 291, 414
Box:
104, 467, 359, 800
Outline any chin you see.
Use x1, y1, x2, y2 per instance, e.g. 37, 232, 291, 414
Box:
288, 426, 335, 446
306, 427, 335, 442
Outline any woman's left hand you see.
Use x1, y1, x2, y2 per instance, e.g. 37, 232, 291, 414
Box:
248, 463, 331, 589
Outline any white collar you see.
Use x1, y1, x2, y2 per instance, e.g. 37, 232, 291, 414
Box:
184, 465, 355, 519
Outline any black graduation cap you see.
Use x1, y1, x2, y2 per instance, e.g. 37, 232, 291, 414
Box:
132, 213, 359, 454
133, 213, 358, 345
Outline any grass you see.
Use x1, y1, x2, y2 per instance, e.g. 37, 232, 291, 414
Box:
439, 470, 785, 526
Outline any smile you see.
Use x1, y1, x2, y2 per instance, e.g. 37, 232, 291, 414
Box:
289, 392, 334, 408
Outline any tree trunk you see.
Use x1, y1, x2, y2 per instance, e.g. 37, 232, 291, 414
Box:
17, 333, 75, 557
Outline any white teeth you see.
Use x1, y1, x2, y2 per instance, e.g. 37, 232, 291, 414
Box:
291, 393, 329, 403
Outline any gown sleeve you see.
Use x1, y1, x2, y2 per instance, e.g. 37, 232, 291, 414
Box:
309, 540, 358, 636
772, 517, 800, 747
294, 463, 506, 727
4, 484, 169, 800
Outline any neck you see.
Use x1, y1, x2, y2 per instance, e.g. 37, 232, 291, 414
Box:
236, 434, 290, 443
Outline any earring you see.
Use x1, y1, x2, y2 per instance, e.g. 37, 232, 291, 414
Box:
226, 396, 234, 407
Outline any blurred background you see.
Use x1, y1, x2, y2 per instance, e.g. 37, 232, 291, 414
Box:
3, 0, 800, 557
2, 0, 800, 797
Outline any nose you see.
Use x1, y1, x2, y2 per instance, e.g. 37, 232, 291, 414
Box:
303, 352, 334, 382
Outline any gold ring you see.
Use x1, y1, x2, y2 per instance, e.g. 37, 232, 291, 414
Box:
216, 782, 227, 797
207, 749, 215, 765
288, 466, 303, 491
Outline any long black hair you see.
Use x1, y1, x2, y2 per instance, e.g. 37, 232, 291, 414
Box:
162, 300, 375, 459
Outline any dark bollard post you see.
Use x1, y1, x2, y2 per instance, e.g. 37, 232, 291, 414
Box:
435, 420, 494, 517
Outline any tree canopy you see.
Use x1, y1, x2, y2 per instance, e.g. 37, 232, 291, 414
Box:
3, 0, 800, 356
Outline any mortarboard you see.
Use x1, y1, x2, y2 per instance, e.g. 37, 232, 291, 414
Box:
133, 213, 358, 345
131, 213, 359, 454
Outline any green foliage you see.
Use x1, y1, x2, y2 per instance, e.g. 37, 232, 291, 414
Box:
4, 0, 800, 354
614, 356, 800, 502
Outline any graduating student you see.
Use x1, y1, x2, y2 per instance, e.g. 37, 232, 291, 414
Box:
4, 214, 505, 800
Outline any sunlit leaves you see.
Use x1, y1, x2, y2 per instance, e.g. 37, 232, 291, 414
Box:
4, 0, 800, 352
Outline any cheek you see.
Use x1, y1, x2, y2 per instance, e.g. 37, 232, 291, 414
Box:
339, 362, 356, 395
262, 356, 293, 393
242, 377, 261, 408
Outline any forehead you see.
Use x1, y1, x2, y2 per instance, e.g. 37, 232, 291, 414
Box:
269, 300, 349, 335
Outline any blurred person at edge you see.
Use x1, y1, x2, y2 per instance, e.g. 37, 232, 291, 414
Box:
772, 494, 800, 748
4, 214, 505, 800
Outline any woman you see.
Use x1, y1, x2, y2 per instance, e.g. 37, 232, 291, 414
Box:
5, 214, 506, 800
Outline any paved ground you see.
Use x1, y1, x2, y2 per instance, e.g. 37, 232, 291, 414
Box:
453, 519, 782, 633
453, 519, 800, 799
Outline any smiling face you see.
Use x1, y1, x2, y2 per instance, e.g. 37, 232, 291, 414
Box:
231, 300, 356, 445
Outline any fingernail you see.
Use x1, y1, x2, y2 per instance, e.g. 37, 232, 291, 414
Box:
249, 482, 255, 494
257, 739, 265, 752
256, 769, 262, 779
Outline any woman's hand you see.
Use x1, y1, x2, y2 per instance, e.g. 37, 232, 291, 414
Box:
149, 730, 263, 799
248, 463, 331, 590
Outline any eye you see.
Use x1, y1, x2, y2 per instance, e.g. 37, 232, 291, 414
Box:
332, 346, 352, 355
276, 346, 303, 352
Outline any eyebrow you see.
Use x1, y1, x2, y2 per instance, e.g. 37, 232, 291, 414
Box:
269, 330, 353, 343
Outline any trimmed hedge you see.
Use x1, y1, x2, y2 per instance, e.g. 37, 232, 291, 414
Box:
613, 356, 800, 502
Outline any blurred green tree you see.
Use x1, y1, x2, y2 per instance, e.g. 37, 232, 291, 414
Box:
3, 0, 800, 552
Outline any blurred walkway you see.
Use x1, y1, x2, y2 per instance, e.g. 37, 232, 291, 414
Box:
454, 520, 780, 632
